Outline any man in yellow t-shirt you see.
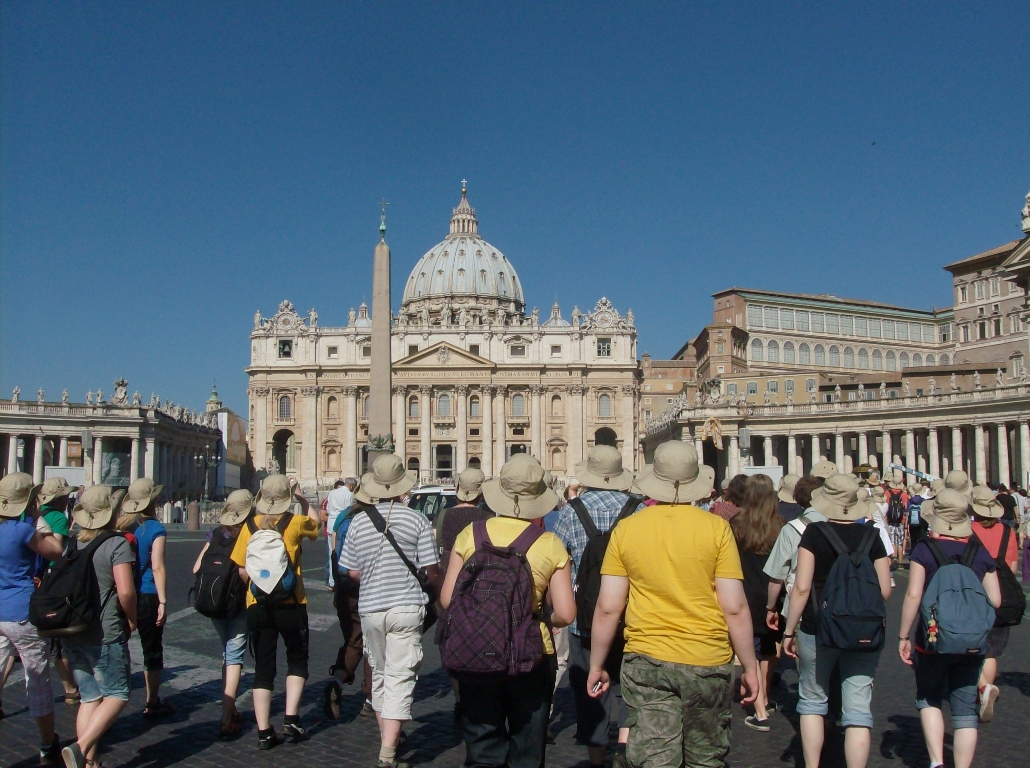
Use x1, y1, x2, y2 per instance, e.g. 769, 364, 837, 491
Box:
586, 441, 759, 768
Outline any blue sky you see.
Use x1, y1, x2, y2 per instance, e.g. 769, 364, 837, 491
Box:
2, 2, 1028, 414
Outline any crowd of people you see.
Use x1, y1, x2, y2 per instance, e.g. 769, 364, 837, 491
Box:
0, 440, 1026, 768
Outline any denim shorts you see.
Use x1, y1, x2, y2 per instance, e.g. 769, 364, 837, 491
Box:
795, 630, 881, 728
63, 640, 132, 703
914, 652, 981, 730
210, 611, 249, 667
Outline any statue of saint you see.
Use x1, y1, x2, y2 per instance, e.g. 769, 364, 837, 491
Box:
763, 389, 771, 405
11, 386, 19, 403
531, 307, 539, 326
348, 308, 357, 326
786, 389, 794, 405
36, 388, 44, 404
96, 389, 105, 404
927, 377, 937, 396
308, 308, 318, 326
254, 310, 262, 329
132, 391, 142, 407
903, 379, 911, 396
627, 308, 635, 326
974, 371, 982, 389
61, 389, 69, 404
85, 389, 93, 405
571, 306, 582, 327
834, 384, 842, 401
809, 387, 817, 403
995, 368, 1004, 388
949, 372, 958, 391
112, 379, 128, 406
880, 381, 887, 399
268, 457, 280, 475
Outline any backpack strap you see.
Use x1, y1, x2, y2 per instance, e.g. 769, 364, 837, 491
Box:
959, 536, 982, 568
364, 506, 425, 586
275, 511, 294, 536
472, 519, 491, 551
998, 525, 1012, 567
246, 517, 258, 534
856, 523, 879, 558
568, 497, 601, 539
923, 537, 952, 569
616, 495, 642, 523
814, 522, 850, 557
509, 521, 545, 555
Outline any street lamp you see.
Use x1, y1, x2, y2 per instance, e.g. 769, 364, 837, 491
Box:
193, 445, 222, 503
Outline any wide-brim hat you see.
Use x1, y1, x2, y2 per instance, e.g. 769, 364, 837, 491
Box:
482, 453, 559, 520
220, 489, 254, 526
121, 478, 165, 515
970, 486, 1003, 519
634, 440, 715, 504
929, 478, 945, 495
871, 484, 886, 501
811, 460, 838, 479
72, 485, 126, 530
0, 472, 42, 518
866, 470, 881, 486
38, 477, 76, 506
929, 489, 972, 537
360, 454, 416, 500
575, 444, 634, 492
254, 474, 294, 516
353, 485, 376, 506
810, 474, 874, 522
778, 474, 800, 504
887, 471, 906, 490
944, 470, 973, 496
456, 467, 487, 502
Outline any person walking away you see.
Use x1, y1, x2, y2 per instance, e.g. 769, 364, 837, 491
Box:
339, 454, 442, 768
731, 474, 785, 731
777, 475, 804, 522
883, 472, 908, 568
781, 474, 891, 768
441, 454, 575, 768
709, 473, 745, 522
897, 489, 1001, 768
551, 445, 643, 766
325, 477, 357, 590
0, 473, 64, 765
59, 485, 138, 768
907, 482, 929, 550
230, 474, 320, 749
1020, 488, 1030, 580
968, 485, 1022, 722
587, 440, 759, 768
191, 489, 252, 737
117, 478, 172, 717
994, 483, 1018, 528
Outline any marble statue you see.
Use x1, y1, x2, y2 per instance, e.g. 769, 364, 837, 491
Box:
86, 390, 93, 405
268, 456, 280, 475
763, 389, 771, 405
880, 381, 887, 399
928, 378, 937, 396
112, 379, 128, 406
834, 384, 841, 401
627, 308, 634, 326
61, 389, 69, 405
348, 308, 357, 326
949, 372, 958, 392
96, 389, 105, 404
809, 387, 818, 403
37, 388, 44, 404
308, 308, 318, 326
254, 310, 262, 329
531, 307, 539, 326
974, 371, 982, 389
458, 306, 468, 326
132, 391, 142, 407
1021, 368, 1028, 384
786, 389, 794, 405
858, 382, 865, 396
150, 393, 159, 408
1022, 189, 1030, 230
995, 368, 1004, 388
571, 306, 582, 327
694, 388, 703, 406
11, 386, 19, 403
903, 379, 911, 397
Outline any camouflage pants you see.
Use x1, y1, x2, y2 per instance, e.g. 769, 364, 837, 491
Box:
620, 653, 733, 768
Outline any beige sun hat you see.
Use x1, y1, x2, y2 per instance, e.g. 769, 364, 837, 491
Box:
359, 453, 417, 500
929, 489, 972, 537
575, 444, 634, 492
866, 470, 881, 486
634, 440, 715, 504
254, 474, 295, 516
811, 460, 838, 479
944, 470, 973, 496
777, 474, 800, 504
810, 474, 874, 522
871, 484, 886, 501
970, 485, 1003, 519
482, 454, 559, 520
72, 485, 126, 530
456, 467, 487, 502
929, 478, 945, 495
38, 477, 76, 506
0, 472, 42, 519
121, 477, 165, 515
887, 470, 906, 490
220, 489, 254, 526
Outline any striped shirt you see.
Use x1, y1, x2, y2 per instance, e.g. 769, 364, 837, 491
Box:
338, 501, 438, 615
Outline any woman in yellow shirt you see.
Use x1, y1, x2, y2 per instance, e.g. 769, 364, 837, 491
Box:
441, 455, 576, 768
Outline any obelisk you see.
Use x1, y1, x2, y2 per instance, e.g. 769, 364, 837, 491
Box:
366, 203, 394, 467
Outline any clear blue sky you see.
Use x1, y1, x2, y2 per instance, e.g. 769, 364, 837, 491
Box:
2, 3, 1028, 414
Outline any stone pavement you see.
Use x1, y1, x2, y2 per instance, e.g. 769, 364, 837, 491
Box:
2, 530, 1029, 768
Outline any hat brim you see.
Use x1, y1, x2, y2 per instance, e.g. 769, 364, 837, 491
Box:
811, 462, 838, 479
810, 487, 874, 522
121, 485, 165, 515
38, 485, 74, 506
253, 489, 292, 516
574, 461, 635, 493
0, 483, 43, 518
219, 505, 252, 526
930, 511, 972, 537
359, 470, 416, 500
634, 464, 715, 505
353, 486, 376, 506
456, 486, 484, 502
481, 478, 558, 520
72, 489, 125, 530
971, 500, 1004, 519
777, 487, 795, 504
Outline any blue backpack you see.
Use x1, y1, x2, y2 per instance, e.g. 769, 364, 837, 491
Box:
813, 522, 887, 651
919, 538, 995, 655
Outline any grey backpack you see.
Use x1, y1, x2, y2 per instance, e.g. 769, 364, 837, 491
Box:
919, 538, 995, 655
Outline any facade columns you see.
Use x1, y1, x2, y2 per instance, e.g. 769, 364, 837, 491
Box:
835, 432, 845, 469
997, 423, 1011, 487
904, 429, 916, 479
93, 436, 104, 485
567, 385, 584, 471
858, 432, 868, 467
252, 388, 269, 474
7, 435, 18, 474
301, 387, 318, 479
621, 386, 636, 471
481, 387, 494, 476
419, 385, 432, 479
130, 437, 141, 483
786, 433, 797, 475
729, 434, 740, 477
952, 425, 963, 476
1020, 422, 1030, 489
974, 424, 987, 484
32, 436, 45, 483
455, 385, 469, 472
343, 387, 358, 477
763, 435, 774, 467
530, 385, 543, 462
59, 436, 69, 467
144, 437, 156, 479
392, 386, 406, 458
495, 386, 508, 473
928, 428, 940, 479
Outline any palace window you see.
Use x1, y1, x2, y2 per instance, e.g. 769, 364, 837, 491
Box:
780, 309, 794, 329
799, 343, 811, 365
510, 344, 526, 357
785, 379, 795, 393
278, 339, 293, 359
783, 341, 795, 364
469, 344, 480, 356
940, 323, 952, 343
408, 396, 419, 419
327, 346, 338, 359
922, 324, 934, 343
897, 322, 909, 341
1010, 315, 1022, 334
408, 345, 419, 356
795, 311, 810, 332
828, 345, 840, 367
872, 350, 883, 370
959, 285, 968, 303
884, 321, 896, 340
900, 352, 909, 368
511, 393, 526, 417
598, 393, 612, 417
767, 381, 779, 393
361, 346, 371, 358
994, 318, 1002, 336
886, 350, 897, 371
747, 304, 763, 327
858, 348, 869, 369
361, 395, 369, 417
747, 382, 758, 395
925, 353, 936, 366
751, 338, 764, 362
811, 313, 825, 333
438, 393, 451, 417
767, 340, 780, 363
841, 315, 854, 335
977, 321, 988, 340
551, 345, 562, 356
469, 395, 481, 418
975, 280, 985, 300
869, 318, 882, 338
843, 347, 855, 368
913, 353, 922, 367
960, 324, 970, 343
806, 378, 816, 391
726, 383, 738, 396
764, 307, 779, 328
597, 338, 612, 357
814, 344, 826, 366
278, 395, 292, 420
940, 354, 950, 365
826, 314, 839, 334
855, 316, 868, 336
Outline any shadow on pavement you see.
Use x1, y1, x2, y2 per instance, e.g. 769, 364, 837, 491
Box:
878, 714, 929, 767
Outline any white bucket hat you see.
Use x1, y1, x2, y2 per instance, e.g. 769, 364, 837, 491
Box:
38, 477, 76, 506
72, 485, 126, 530
810, 474, 874, 522
220, 489, 254, 526
944, 470, 973, 496
634, 440, 714, 504
254, 474, 295, 516
970, 485, 1003, 520
777, 474, 800, 504
455, 467, 487, 502
121, 478, 165, 515
482, 454, 559, 519
811, 460, 838, 479
360, 454, 417, 500
929, 489, 972, 537
0, 473, 41, 519
575, 445, 634, 492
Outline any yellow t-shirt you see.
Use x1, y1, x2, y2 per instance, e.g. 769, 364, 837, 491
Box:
601, 504, 743, 667
231, 513, 320, 607
452, 517, 570, 655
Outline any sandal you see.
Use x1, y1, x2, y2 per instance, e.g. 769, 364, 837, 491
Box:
65, 690, 82, 705
218, 718, 243, 738
143, 699, 176, 718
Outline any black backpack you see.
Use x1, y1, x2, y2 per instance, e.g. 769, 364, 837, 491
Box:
568, 495, 640, 638
189, 531, 246, 619
885, 490, 905, 526
29, 532, 123, 637
974, 525, 1025, 627
813, 523, 887, 651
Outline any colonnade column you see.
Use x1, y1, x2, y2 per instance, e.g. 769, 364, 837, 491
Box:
419, 385, 432, 480
763, 435, 774, 467
59, 437, 69, 467
787, 433, 797, 476
455, 385, 469, 472
810, 434, 819, 470
621, 385, 636, 471
93, 436, 104, 485
7, 435, 18, 474
144, 437, 156, 479
858, 433, 868, 467
693, 427, 703, 460
343, 386, 358, 476
392, 386, 406, 456
997, 423, 1010, 487
835, 432, 845, 470
495, 386, 508, 473
1020, 422, 1030, 489
530, 385, 543, 462
881, 430, 892, 473
928, 428, 940, 479
974, 424, 987, 484
481, 387, 494, 475
905, 429, 916, 478
729, 435, 740, 477
130, 437, 141, 483
951, 425, 963, 476
32, 437, 45, 483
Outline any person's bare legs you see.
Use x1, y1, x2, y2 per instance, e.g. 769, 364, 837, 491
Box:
951, 727, 978, 768
222, 664, 242, 725
75, 697, 128, 761
284, 674, 305, 717
919, 707, 946, 766
754, 658, 769, 719
143, 669, 163, 706
375, 712, 405, 748
800, 714, 825, 767
979, 657, 998, 687
55, 656, 79, 697
842, 726, 870, 768
252, 689, 272, 730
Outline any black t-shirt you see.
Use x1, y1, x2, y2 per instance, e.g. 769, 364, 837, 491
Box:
778, 500, 804, 522
737, 545, 774, 636
797, 521, 888, 635
997, 492, 1017, 524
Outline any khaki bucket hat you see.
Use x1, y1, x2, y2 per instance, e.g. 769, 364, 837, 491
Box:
575, 445, 634, 492
72, 485, 126, 530
121, 478, 165, 515
887, 471, 906, 490
811, 460, 838, 479
866, 470, 881, 486
777, 474, 800, 504
254, 474, 295, 516
482, 454, 559, 519
456, 467, 487, 502
929, 478, 945, 495
810, 474, 874, 522
944, 470, 973, 496
871, 484, 886, 502
38, 477, 76, 506
220, 489, 254, 526
929, 489, 972, 537
360, 454, 417, 500
970, 485, 1003, 520
0, 472, 42, 519
634, 440, 715, 504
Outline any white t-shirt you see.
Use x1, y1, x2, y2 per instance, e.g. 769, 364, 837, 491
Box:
325, 486, 354, 533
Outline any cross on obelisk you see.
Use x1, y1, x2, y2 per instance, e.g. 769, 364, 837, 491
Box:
367, 199, 394, 468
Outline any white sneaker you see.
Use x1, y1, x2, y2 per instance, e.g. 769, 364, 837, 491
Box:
978, 683, 999, 722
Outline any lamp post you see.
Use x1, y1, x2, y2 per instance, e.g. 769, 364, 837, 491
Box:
193, 445, 222, 503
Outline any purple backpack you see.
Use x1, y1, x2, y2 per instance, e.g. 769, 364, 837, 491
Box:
442, 520, 545, 677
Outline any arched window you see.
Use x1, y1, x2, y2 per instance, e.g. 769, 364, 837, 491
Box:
751, 338, 764, 362
407, 457, 420, 472
326, 445, 341, 472
278, 395, 292, 420
872, 350, 883, 370
767, 340, 780, 363
799, 343, 811, 365
814, 344, 826, 366
438, 393, 451, 417
843, 347, 854, 368
511, 393, 526, 417
828, 345, 840, 367
913, 353, 923, 367
468, 457, 481, 469
886, 350, 897, 371
326, 396, 339, 420
940, 354, 950, 365
783, 341, 795, 364
361, 395, 369, 417
551, 446, 566, 472
551, 395, 563, 419
900, 352, 910, 369
408, 396, 419, 419
858, 348, 869, 369
598, 393, 612, 417
469, 395, 481, 418
925, 353, 936, 366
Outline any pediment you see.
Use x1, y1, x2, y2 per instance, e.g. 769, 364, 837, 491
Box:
396, 341, 493, 368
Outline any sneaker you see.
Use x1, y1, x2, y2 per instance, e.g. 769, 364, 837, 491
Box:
765, 700, 778, 714
979, 683, 1000, 722
282, 721, 309, 741
258, 731, 283, 751
745, 715, 770, 732
612, 752, 629, 768
40, 735, 61, 766
361, 699, 376, 717
375, 761, 409, 768
61, 744, 86, 768
324, 681, 342, 720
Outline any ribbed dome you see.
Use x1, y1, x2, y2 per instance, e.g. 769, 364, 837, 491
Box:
401, 187, 524, 312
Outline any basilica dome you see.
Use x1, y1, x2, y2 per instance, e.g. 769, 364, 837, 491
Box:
401, 186, 525, 316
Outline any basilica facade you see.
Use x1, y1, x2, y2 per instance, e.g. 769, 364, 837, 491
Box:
246, 187, 640, 489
